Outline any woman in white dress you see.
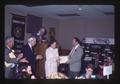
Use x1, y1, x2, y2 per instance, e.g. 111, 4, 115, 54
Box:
45, 40, 60, 78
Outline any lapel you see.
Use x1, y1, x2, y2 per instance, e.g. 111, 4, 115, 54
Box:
27, 43, 33, 53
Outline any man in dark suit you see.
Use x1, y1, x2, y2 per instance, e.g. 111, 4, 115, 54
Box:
68, 37, 83, 79
22, 36, 41, 76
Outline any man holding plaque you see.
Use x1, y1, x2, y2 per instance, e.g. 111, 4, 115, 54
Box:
5, 36, 25, 79
67, 37, 83, 79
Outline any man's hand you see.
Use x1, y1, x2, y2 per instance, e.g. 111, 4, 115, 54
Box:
36, 55, 43, 60
20, 58, 29, 63
17, 53, 23, 60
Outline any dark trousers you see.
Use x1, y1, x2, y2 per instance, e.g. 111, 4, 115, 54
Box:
69, 71, 80, 79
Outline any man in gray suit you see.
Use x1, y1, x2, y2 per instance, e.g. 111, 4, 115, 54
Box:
5, 36, 24, 79
68, 37, 83, 79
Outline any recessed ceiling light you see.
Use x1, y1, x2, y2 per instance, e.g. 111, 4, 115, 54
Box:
78, 8, 82, 11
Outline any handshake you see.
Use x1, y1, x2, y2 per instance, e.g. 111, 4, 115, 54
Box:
59, 56, 69, 64
8, 52, 29, 63
17, 53, 29, 63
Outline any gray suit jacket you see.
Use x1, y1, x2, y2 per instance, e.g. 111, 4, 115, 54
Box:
5, 47, 17, 78
69, 45, 83, 72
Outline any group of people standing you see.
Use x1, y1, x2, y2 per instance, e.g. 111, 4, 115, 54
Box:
5, 28, 84, 79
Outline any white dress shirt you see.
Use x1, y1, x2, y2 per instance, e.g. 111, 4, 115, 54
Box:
28, 43, 33, 52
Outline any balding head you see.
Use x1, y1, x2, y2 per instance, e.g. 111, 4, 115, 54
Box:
28, 36, 36, 47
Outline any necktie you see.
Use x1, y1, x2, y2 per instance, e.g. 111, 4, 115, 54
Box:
31, 47, 33, 52
69, 47, 75, 58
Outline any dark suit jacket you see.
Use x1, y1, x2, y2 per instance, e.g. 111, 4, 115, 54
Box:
22, 43, 36, 74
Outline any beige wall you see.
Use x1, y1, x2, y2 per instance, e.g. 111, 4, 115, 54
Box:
42, 17, 60, 42
5, 6, 114, 50
58, 17, 114, 49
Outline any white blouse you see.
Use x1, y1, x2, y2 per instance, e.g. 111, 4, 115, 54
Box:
45, 47, 59, 77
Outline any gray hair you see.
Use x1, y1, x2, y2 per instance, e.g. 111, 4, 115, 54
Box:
5, 36, 14, 45
28, 36, 36, 43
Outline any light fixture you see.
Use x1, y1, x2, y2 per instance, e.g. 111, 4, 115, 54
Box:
78, 8, 82, 11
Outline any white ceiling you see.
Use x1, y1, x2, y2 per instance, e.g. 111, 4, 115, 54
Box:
6, 5, 114, 20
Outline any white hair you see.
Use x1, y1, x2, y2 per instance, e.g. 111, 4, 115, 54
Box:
5, 36, 14, 45
28, 37, 36, 43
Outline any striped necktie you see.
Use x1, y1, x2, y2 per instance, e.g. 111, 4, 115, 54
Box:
69, 47, 75, 58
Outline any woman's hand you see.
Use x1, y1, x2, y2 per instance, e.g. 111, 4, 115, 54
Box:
57, 58, 60, 66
